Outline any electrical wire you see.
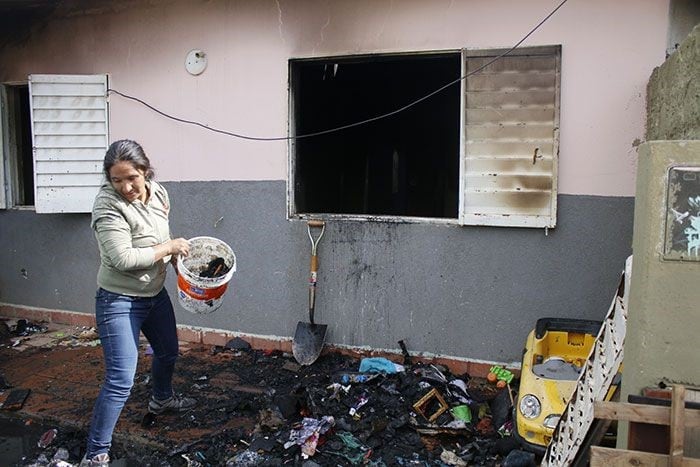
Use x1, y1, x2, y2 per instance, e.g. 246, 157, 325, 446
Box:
107, 0, 569, 142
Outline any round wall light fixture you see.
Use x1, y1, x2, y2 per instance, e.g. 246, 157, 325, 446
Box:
185, 49, 207, 75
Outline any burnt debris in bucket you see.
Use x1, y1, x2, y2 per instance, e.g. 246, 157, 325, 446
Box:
177, 237, 236, 314
199, 257, 231, 278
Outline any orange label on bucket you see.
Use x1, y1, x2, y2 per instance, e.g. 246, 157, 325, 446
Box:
177, 274, 229, 301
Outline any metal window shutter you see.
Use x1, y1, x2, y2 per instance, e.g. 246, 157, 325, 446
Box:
29, 74, 109, 213
461, 46, 560, 228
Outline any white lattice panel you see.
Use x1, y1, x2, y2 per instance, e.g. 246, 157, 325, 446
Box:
541, 256, 631, 466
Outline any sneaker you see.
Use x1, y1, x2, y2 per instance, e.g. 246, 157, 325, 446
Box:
79, 453, 110, 466
148, 394, 197, 414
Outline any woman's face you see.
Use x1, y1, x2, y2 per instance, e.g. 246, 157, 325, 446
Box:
109, 161, 147, 203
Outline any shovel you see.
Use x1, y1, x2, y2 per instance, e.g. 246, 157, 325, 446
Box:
292, 220, 327, 365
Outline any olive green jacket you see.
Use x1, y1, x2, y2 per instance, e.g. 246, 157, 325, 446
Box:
91, 181, 172, 297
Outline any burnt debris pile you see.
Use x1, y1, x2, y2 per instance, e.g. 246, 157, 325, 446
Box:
7, 338, 523, 466
130, 344, 519, 466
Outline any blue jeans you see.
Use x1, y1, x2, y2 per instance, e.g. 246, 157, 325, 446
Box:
86, 287, 179, 457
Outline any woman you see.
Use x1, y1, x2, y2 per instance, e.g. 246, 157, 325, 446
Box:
81, 140, 195, 466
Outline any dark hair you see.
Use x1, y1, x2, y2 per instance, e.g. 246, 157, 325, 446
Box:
103, 139, 155, 180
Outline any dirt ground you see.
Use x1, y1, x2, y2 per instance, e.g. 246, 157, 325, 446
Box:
0, 319, 528, 466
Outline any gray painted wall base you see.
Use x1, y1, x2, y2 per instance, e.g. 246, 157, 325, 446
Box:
0, 181, 633, 362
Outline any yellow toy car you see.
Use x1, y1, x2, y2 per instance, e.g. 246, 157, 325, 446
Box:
513, 318, 602, 454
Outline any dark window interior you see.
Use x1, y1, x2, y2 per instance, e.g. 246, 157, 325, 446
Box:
291, 53, 460, 219
7, 85, 34, 206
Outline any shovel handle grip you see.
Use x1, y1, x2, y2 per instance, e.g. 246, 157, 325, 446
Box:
309, 253, 319, 324
308, 220, 325, 228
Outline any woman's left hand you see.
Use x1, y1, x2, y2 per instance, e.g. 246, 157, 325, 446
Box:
168, 238, 190, 256
153, 238, 190, 262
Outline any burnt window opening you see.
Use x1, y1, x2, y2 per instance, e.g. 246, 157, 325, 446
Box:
291, 53, 461, 219
4, 84, 34, 206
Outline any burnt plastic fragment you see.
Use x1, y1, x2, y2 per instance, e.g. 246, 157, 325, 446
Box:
37, 428, 58, 448
141, 411, 157, 428
398, 339, 412, 367
0, 373, 11, 390
490, 387, 513, 430
502, 449, 537, 467
249, 435, 277, 452
1, 388, 30, 410
199, 257, 230, 278
226, 337, 251, 350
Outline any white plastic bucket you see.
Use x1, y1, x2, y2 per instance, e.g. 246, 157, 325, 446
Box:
176, 236, 236, 314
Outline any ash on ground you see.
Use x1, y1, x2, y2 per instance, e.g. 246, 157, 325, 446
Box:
6, 333, 525, 466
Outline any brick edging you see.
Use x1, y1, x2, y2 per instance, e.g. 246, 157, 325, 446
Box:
1, 304, 520, 379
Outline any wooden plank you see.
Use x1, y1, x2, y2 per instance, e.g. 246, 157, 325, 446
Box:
596, 401, 672, 425
595, 401, 700, 427
687, 389, 700, 459
630, 395, 700, 410
590, 446, 667, 466
590, 446, 700, 467
671, 386, 686, 467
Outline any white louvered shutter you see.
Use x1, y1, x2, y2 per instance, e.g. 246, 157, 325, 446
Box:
460, 46, 560, 228
29, 74, 109, 213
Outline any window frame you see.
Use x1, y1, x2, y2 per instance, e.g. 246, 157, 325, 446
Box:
0, 84, 9, 209
287, 49, 462, 226
0, 82, 34, 210
287, 45, 561, 228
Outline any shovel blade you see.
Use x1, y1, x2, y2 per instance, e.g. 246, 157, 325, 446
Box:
292, 321, 327, 366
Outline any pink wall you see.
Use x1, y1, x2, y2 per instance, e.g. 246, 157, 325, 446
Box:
0, 0, 669, 196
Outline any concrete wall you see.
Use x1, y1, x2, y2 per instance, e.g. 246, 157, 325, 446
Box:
630, 25, 700, 390
648, 23, 700, 140
0, 0, 668, 195
0, 190, 633, 363
0, 0, 661, 363
624, 141, 700, 390
620, 141, 700, 453
618, 23, 700, 451
667, 0, 700, 57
